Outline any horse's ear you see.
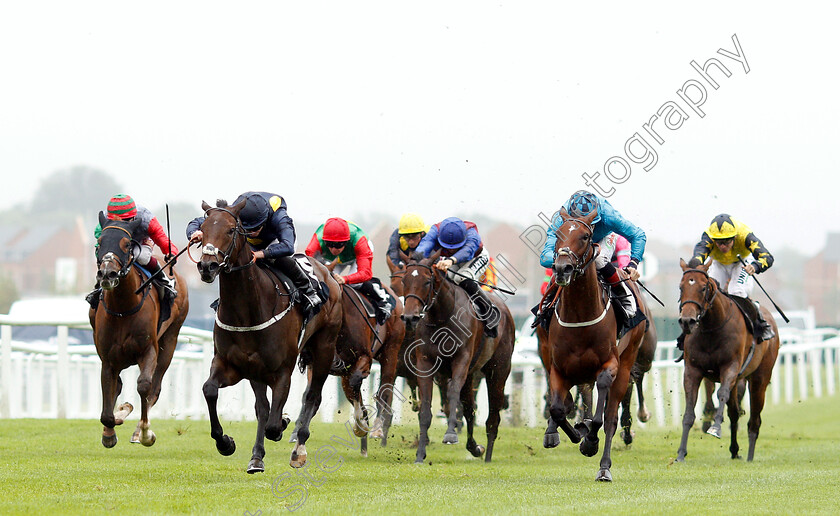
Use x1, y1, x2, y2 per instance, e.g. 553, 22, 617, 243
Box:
326, 257, 339, 272
98, 211, 108, 229
231, 198, 247, 215
581, 208, 598, 224
700, 258, 712, 272
386, 255, 398, 273
428, 249, 442, 264
679, 258, 689, 271
201, 200, 211, 212
399, 250, 411, 264
127, 217, 142, 236
559, 206, 569, 221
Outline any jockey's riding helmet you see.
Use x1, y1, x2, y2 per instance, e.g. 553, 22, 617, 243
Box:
438, 217, 467, 249
707, 214, 738, 240
323, 217, 351, 243
398, 213, 426, 235
107, 194, 138, 220
239, 193, 271, 231
567, 190, 601, 223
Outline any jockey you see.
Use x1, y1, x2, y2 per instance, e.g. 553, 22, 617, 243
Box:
88, 194, 177, 306
387, 212, 428, 267
687, 213, 775, 342
186, 191, 324, 318
414, 217, 501, 338
610, 233, 632, 269
539, 190, 646, 320
305, 217, 391, 325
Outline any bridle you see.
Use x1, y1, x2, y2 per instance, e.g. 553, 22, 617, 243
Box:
403, 262, 441, 319
97, 225, 138, 279
201, 207, 255, 273
553, 217, 599, 281
679, 268, 719, 321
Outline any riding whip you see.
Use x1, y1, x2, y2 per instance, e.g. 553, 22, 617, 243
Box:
736, 254, 789, 323
165, 203, 173, 273
444, 268, 517, 296
134, 245, 191, 294
636, 279, 665, 307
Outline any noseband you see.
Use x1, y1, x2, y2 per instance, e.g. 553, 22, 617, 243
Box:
679, 268, 718, 320
202, 207, 254, 273
98, 225, 138, 278
553, 218, 598, 280
403, 262, 440, 318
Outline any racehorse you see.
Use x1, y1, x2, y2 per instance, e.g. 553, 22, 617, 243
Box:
323, 267, 406, 455
676, 259, 780, 462
90, 213, 189, 448
401, 251, 515, 464
541, 207, 646, 481
196, 199, 342, 473
619, 304, 657, 445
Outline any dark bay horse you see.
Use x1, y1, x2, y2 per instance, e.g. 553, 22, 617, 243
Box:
541, 207, 646, 481
196, 200, 342, 473
90, 213, 189, 448
676, 259, 780, 462
620, 302, 657, 445
321, 269, 406, 455
401, 251, 515, 464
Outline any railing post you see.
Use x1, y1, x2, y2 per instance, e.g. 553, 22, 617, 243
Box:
1, 325, 11, 418
57, 325, 69, 418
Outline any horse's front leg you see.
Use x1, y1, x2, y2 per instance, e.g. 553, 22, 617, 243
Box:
635, 372, 651, 422
580, 366, 615, 458
546, 367, 581, 445
414, 368, 435, 464
132, 345, 158, 446
202, 356, 241, 457
676, 365, 704, 462
248, 381, 270, 474
620, 379, 634, 445
459, 373, 483, 458
371, 337, 402, 446
99, 363, 131, 448
707, 364, 740, 439
442, 355, 470, 445
701, 378, 716, 432
597, 359, 631, 482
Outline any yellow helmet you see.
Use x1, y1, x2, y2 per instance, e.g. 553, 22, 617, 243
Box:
398, 213, 426, 235
707, 214, 737, 240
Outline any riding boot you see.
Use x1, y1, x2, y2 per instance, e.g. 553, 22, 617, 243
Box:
85, 281, 102, 309
531, 281, 558, 329
277, 256, 323, 318
609, 280, 637, 320
148, 262, 177, 303
752, 299, 776, 342
358, 280, 391, 325
674, 332, 685, 363
461, 279, 500, 338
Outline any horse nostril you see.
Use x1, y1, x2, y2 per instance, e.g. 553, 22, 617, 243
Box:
106, 271, 118, 281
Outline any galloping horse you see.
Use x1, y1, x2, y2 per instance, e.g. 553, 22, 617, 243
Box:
541, 207, 646, 481
326, 275, 406, 454
619, 303, 657, 445
676, 259, 780, 462
196, 200, 342, 473
90, 213, 189, 448
401, 251, 515, 464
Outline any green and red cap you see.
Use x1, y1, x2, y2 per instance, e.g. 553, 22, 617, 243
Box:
107, 194, 137, 220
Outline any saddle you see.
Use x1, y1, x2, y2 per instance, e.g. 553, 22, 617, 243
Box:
725, 294, 757, 337
259, 260, 330, 320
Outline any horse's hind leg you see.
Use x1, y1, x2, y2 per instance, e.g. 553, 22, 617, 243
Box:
636, 372, 651, 423
620, 379, 634, 446
746, 373, 771, 461
708, 366, 739, 440
459, 374, 483, 459
482, 359, 511, 463
291, 350, 330, 468
343, 370, 370, 458
202, 357, 241, 457
132, 346, 158, 446
371, 333, 402, 446
148, 326, 179, 407
580, 368, 613, 458
676, 366, 704, 462
701, 378, 716, 433
248, 381, 270, 473
547, 368, 581, 445
727, 385, 743, 459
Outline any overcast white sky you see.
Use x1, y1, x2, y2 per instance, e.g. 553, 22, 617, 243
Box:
2, 2, 838, 256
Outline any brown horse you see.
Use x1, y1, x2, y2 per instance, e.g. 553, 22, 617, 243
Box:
676, 259, 780, 462
401, 251, 515, 464
323, 273, 406, 455
619, 303, 657, 445
90, 214, 189, 448
196, 200, 342, 473
541, 207, 646, 481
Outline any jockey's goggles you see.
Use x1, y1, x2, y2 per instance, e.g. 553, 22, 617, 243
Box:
713, 237, 735, 246
324, 240, 349, 249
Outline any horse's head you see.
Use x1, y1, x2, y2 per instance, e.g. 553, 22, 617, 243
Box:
195, 199, 248, 283
95, 211, 142, 290
400, 250, 442, 331
678, 258, 716, 334
552, 206, 598, 286
387, 253, 408, 297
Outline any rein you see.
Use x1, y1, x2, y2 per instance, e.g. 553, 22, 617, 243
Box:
342, 284, 385, 355
553, 217, 599, 282
679, 268, 720, 324
100, 267, 151, 317
403, 262, 441, 319
201, 207, 254, 273
553, 282, 612, 328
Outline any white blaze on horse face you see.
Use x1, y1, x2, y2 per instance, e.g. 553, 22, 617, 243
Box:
411, 270, 419, 277
689, 279, 696, 285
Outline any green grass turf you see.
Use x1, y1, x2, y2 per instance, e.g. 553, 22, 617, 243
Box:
1, 393, 838, 515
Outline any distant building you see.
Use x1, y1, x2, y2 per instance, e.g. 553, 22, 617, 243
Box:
804, 233, 840, 326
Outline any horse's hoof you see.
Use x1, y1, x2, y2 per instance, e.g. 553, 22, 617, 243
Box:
468, 444, 485, 458
266, 427, 283, 442
114, 402, 133, 425
130, 431, 141, 444
353, 422, 368, 438
102, 433, 117, 448
580, 438, 599, 457
621, 429, 634, 446
290, 447, 307, 468
216, 435, 236, 456
411, 401, 420, 412
706, 426, 722, 439
247, 458, 265, 474
141, 430, 156, 447
701, 421, 712, 433
543, 432, 560, 449
574, 419, 592, 438
596, 468, 613, 482
637, 408, 651, 423
370, 425, 385, 440
443, 432, 459, 445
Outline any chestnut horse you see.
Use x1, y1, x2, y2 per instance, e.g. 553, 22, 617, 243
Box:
196, 200, 342, 473
319, 275, 406, 455
676, 259, 780, 462
90, 213, 189, 448
401, 252, 515, 464
541, 207, 646, 481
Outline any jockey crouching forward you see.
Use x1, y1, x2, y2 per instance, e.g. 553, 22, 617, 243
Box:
685, 214, 775, 345
387, 212, 428, 267
415, 217, 501, 338
538, 190, 646, 326
87, 194, 178, 307
187, 191, 324, 319
305, 217, 391, 325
